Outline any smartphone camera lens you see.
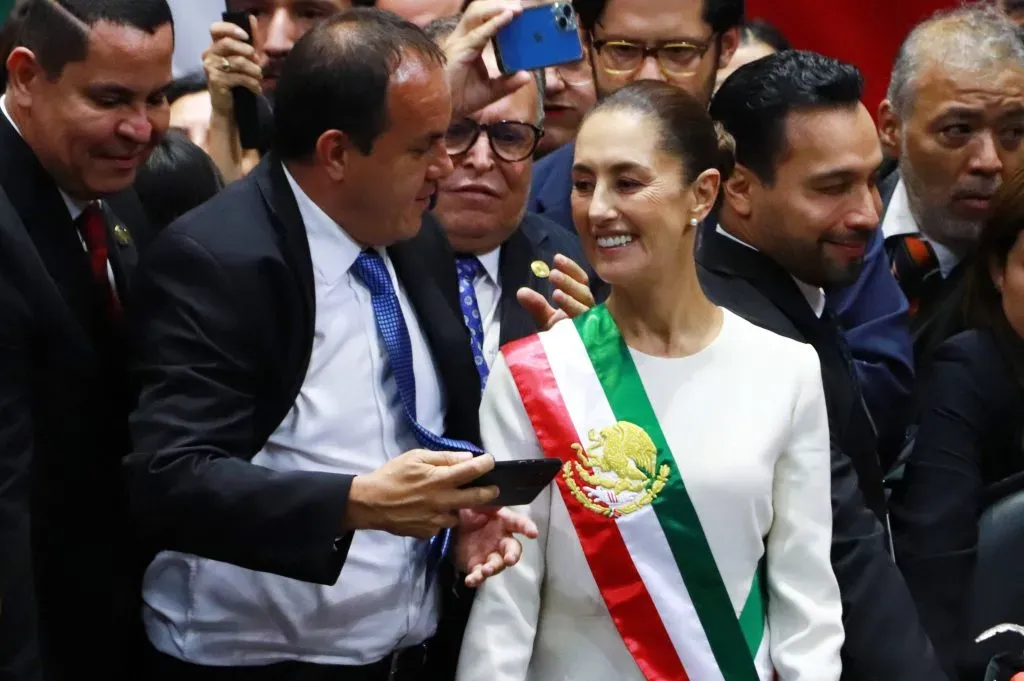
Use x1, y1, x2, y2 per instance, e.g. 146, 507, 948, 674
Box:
556, 15, 568, 29
562, 4, 573, 17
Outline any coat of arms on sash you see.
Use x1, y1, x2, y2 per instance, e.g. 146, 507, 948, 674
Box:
563, 421, 671, 518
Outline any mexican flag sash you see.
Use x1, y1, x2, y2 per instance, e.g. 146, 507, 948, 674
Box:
502, 305, 769, 681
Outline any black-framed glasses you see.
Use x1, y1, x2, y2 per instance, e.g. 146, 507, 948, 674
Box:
444, 119, 544, 163
592, 37, 716, 78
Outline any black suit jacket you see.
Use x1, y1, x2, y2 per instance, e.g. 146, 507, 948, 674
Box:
879, 170, 969, 367
696, 227, 946, 681
0, 114, 152, 679
892, 329, 1024, 679
125, 154, 482, 586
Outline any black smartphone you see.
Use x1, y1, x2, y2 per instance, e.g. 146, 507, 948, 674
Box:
222, 11, 262, 150
462, 458, 562, 507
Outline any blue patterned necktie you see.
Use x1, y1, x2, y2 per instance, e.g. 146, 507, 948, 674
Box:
351, 250, 482, 581
455, 255, 490, 388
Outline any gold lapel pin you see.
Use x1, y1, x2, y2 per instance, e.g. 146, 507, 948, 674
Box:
113, 224, 132, 246
530, 260, 551, 278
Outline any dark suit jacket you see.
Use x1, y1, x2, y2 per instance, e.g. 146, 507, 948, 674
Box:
696, 227, 946, 681
125, 154, 482, 586
892, 329, 1024, 680
0, 114, 152, 679
877, 169, 969, 368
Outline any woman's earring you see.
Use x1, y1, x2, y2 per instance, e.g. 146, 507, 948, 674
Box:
689, 217, 700, 228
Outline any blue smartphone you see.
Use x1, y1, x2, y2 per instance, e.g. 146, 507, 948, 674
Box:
492, 1, 584, 75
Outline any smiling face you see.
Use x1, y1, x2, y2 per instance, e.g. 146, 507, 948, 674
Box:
6, 20, 174, 200
881, 60, 1024, 253
571, 107, 714, 287
739, 104, 884, 288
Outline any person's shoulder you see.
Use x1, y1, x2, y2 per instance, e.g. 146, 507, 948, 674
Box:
930, 328, 1007, 378
156, 172, 275, 261
532, 142, 574, 186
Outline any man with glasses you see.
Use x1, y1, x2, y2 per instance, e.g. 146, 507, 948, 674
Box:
527, 0, 914, 466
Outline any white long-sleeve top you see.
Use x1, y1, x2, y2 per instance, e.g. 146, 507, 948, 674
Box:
457, 310, 844, 681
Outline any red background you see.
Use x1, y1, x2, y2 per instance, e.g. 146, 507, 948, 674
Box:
746, 0, 956, 115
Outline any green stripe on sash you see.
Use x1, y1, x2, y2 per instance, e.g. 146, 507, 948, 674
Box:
575, 306, 763, 680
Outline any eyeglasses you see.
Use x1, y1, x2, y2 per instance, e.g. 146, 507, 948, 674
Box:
592, 38, 715, 78
547, 58, 592, 87
444, 119, 544, 163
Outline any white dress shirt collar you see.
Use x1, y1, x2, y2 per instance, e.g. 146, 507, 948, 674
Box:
715, 223, 826, 318
282, 165, 364, 284
881, 178, 959, 278
473, 247, 501, 286
0, 94, 89, 221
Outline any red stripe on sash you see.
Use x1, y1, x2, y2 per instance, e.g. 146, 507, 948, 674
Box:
503, 334, 688, 681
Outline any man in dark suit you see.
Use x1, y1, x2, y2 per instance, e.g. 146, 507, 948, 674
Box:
0, 1, 171, 677
702, 51, 946, 681
876, 5, 1024, 367
530, 0, 915, 449
125, 8, 537, 680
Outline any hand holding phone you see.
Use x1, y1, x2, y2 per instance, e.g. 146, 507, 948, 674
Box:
492, 1, 584, 75
460, 458, 561, 507
219, 11, 262, 150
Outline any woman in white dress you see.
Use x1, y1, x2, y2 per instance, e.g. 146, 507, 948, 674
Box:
455, 81, 843, 681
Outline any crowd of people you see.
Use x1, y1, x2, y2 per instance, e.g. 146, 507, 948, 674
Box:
2, 0, 1024, 680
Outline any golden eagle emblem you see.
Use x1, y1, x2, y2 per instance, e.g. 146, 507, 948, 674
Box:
563, 421, 670, 517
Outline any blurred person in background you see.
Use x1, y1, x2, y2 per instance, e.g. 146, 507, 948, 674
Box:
166, 70, 212, 151
715, 18, 790, 92
134, 129, 225, 232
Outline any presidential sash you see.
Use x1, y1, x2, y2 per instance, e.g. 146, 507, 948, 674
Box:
502, 305, 768, 681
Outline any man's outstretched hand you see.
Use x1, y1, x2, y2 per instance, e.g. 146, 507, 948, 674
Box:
517, 254, 596, 331
456, 507, 539, 588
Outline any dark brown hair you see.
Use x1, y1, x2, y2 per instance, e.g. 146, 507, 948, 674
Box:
587, 80, 735, 184
966, 165, 1024, 387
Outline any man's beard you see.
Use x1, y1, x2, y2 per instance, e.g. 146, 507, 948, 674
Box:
899, 148, 996, 255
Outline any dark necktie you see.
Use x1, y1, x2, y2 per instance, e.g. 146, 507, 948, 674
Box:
351, 249, 483, 580
455, 255, 490, 388
76, 203, 121, 320
886, 233, 940, 316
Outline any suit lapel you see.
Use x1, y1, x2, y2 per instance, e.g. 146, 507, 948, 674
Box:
497, 224, 548, 346
698, 227, 821, 333
99, 202, 138, 303
0, 115, 105, 350
256, 155, 316, 344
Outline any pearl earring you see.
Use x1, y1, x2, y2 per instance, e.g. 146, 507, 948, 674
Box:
689, 218, 700, 227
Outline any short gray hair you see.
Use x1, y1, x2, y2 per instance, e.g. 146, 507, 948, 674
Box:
887, 2, 1024, 118
422, 13, 545, 124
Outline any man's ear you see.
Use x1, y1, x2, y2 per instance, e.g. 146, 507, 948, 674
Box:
877, 99, 903, 160
722, 164, 755, 218
5, 47, 46, 108
717, 26, 741, 70
317, 130, 352, 183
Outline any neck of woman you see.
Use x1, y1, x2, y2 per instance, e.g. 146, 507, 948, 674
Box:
605, 249, 722, 358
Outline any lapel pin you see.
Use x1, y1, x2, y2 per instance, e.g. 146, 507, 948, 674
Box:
113, 224, 132, 246
530, 260, 551, 278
